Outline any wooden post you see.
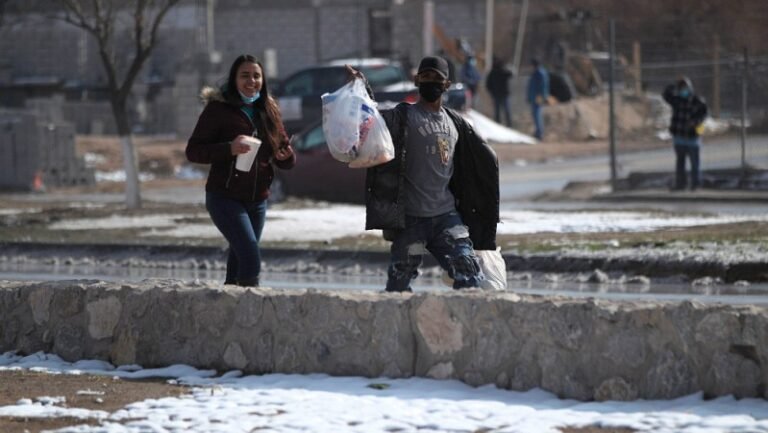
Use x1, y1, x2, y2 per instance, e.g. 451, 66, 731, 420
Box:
632, 41, 641, 95
712, 35, 721, 118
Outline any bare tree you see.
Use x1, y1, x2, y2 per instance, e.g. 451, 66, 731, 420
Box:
55, 0, 181, 209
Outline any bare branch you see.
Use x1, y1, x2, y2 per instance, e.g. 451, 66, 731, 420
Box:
118, 0, 179, 97
148, 0, 181, 49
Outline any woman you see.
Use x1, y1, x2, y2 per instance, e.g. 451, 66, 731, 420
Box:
187, 54, 296, 287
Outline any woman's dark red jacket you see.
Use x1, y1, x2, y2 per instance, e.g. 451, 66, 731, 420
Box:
186, 87, 296, 202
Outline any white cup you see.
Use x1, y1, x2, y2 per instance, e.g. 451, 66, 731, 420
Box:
235, 136, 262, 172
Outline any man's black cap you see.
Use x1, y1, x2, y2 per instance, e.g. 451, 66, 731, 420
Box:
417, 56, 449, 79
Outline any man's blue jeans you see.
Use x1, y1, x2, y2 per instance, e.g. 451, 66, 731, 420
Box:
386, 211, 484, 292
531, 103, 544, 139
674, 145, 700, 190
206, 192, 267, 286
493, 96, 512, 127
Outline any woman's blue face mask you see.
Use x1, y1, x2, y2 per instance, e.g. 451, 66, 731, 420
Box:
679, 88, 691, 98
239, 90, 261, 104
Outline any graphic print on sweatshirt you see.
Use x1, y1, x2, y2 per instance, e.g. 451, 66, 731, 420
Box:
403, 105, 459, 217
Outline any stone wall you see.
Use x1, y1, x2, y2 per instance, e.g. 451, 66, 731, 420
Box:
1, 280, 766, 401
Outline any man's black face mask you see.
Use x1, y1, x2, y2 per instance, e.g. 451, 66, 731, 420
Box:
418, 81, 445, 102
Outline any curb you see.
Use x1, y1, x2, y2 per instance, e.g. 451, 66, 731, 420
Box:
3, 242, 767, 282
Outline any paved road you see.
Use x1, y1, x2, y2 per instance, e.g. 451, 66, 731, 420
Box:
500, 134, 768, 201
6, 134, 766, 211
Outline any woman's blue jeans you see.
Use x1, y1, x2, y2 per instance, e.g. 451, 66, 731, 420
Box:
386, 211, 484, 292
206, 192, 267, 286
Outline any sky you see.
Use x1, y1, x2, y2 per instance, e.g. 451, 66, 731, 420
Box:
2, 351, 768, 433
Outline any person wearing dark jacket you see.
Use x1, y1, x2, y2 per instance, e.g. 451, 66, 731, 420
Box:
348, 56, 500, 292
187, 54, 296, 287
663, 76, 708, 190
527, 58, 549, 140
485, 57, 514, 126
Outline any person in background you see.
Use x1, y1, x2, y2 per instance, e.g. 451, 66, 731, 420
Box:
186, 54, 296, 287
663, 76, 708, 191
347, 56, 499, 292
526, 58, 549, 140
485, 57, 514, 126
460, 55, 482, 109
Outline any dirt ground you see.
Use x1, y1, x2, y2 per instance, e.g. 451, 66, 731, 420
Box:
0, 370, 188, 433
0, 370, 633, 433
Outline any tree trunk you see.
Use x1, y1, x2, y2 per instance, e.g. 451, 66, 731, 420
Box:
112, 100, 142, 209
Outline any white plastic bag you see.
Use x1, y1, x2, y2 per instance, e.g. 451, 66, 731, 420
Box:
476, 248, 508, 291
321, 79, 394, 168
441, 247, 508, 291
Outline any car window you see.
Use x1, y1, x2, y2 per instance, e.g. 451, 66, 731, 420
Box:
282, 68, 347, 97
282, 70, 314, 97
360, 65, 405, 88
293, 125, 326, 151
314, 69, 347, 94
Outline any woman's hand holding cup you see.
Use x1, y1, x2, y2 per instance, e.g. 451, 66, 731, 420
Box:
231, 134, 256, 155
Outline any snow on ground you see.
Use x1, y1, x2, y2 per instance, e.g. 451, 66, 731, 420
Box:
0, 208, 41, 215
48, 206, 768, 242
1, 352, 767, 433
463, 109, 537, 144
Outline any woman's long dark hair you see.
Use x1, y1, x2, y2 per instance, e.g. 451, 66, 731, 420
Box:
225, 54, 285, 150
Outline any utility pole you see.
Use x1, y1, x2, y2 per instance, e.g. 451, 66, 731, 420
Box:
608, 19, 617, 190
484, 0, 494, 73
511, 0, 529, 77
423, 0, 434, 57
740, 47, 749, 174
712, 35, 720, 118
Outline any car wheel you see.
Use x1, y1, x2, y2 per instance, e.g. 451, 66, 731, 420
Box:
270, 176, 286, 203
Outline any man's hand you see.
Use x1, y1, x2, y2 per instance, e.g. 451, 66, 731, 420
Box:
345, 64, 365, 82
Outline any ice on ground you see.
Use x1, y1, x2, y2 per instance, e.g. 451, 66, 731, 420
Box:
462, 109, 537, 144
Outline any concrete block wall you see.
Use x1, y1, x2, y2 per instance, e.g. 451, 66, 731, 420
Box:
0, 111, 42, 189
0, 109, 94, 190
1, 280, 766, 402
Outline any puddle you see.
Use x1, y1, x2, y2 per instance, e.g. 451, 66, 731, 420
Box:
2, 262, 768, 305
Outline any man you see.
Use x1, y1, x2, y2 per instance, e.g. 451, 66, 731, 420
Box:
347, 56, 499, 292
526, 58, 549, 140
485, 57, 514, 126
460, 55, 481, 109
663, 76, 708, 191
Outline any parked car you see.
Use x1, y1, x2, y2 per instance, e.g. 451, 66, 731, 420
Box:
273, 58, 466, 135
271, 120, 366, 204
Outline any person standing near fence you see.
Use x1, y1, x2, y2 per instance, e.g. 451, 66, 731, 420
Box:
186, 54, 296, 287
346, 56, 499, 292
526, 58, 549, 140
663, 76, 708, 191
485, 57, 514, 126
460, 55, 482, 109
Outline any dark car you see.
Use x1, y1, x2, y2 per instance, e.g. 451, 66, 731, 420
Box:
271, 120, 366, 204
273, 58, 466, 135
